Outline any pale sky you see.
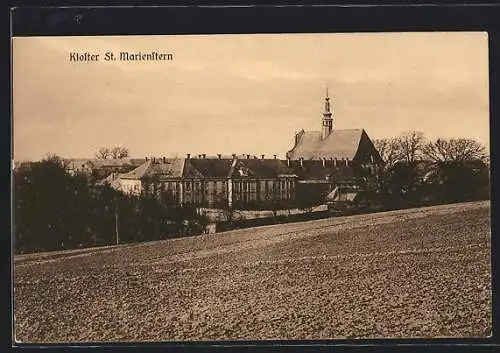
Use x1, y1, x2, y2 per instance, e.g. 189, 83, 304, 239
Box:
12, 32, 490, 161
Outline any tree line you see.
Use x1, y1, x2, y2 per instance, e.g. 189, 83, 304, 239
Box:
13, 155, 206, 255
372, 131, 490, 209
95, 146, 130, 159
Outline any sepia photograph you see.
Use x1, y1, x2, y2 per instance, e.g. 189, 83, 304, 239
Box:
12, 32, 491, 342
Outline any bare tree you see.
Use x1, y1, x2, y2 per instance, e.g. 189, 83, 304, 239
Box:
44, 153, 65, 167
373, 131, 424, 166
372, 132, 425, 202
422, 138, 487, 162
95, 148, 111, 160
110, 147, 130, 159
373, 138, 401, 167
395, 131, 425, 163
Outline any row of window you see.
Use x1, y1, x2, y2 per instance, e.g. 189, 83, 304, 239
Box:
140, 182, 295, 201
144, 180, 295, 192
123, 183, 140, 193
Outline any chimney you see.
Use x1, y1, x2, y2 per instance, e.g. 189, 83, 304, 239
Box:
162, 156, 166, 163
217, 154, 222, 159
300, 157, 304, 168
202, 154, 206, 159
261, 154, 265, 159
273, 154, 277, 159
186, 153, 190, 159
322, 158, 326, 167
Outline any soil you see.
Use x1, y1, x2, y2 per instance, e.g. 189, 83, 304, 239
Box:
13, 201, 492, 342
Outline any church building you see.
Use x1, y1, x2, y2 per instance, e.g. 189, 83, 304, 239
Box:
286, 89, 383, 205
286, 88, 382, 167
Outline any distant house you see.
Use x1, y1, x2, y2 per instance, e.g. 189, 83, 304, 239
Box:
118, 157, 185, 197
64, 158, 145, 178
64, 159, 94, 177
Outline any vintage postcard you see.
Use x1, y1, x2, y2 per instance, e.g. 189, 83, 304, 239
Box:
12, 32, 491, 343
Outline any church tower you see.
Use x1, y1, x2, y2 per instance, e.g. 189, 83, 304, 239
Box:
322, 87, 333, 140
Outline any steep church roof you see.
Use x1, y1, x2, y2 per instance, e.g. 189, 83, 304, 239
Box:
287, 129, 365, 160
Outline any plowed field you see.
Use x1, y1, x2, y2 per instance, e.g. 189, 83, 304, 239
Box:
14, 201, 491, 342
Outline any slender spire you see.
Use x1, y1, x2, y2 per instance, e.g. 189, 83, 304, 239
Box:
324, 85, 331, 114
322, 85, 333, 139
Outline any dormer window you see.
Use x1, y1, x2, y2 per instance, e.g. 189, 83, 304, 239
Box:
238, 167, 249, 177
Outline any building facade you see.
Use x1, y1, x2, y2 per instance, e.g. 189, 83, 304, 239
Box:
113, 155, 297, 209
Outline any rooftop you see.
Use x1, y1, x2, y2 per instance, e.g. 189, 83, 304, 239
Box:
287, 129, 366, 160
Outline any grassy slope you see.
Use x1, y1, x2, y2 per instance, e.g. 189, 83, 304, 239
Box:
14, 201, 491, 342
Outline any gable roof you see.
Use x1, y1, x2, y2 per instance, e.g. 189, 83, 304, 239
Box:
287, 129, 365, 160
64, 159, 94, 169
120, 158, 184, 180
96, 173, 122, 188
90, 159, 133, 168
64, 158, 146, 170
